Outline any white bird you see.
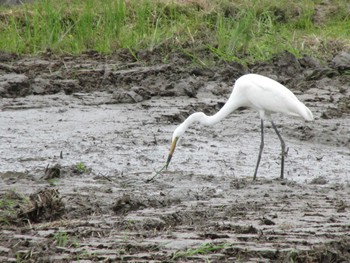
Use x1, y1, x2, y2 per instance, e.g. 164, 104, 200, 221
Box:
166, 73, 313, 180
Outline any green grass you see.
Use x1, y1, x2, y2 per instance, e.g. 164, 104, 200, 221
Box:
54, 230, 69, 247
75, 162, 88, 173
0, 190, 29, 226
0, 0, 349, 63
172, 242, 228, 260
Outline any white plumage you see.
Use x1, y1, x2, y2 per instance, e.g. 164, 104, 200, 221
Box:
166, 73, 313, 179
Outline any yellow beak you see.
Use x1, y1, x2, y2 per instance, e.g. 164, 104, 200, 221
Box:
166, 137, 178, 169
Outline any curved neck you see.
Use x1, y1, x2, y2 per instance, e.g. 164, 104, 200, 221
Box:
173, 89, 245, 141
183, 93, 244, 128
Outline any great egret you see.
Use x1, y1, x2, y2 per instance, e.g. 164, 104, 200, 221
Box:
166, 73, 313, 180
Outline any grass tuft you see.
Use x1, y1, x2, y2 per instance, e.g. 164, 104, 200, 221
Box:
172, 242, 228, 260
0, 190, 29, 226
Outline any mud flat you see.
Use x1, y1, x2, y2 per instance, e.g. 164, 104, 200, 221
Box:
0, 51, 350, 262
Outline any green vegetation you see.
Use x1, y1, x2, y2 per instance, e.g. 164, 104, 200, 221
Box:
0, 190, 28, 226
287, 248, 301, 263
47, 178, 60, 186
54, 230, 69, 247
75, 162, 88, 173
172, 242, 228, 260
0, 0, 349, 63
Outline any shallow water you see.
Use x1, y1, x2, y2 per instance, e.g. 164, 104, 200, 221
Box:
1, 87, 349, 185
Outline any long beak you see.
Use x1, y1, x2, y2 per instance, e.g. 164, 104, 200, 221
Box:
166, 137, 178, 169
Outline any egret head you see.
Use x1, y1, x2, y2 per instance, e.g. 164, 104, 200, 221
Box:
166, 124, 185, 169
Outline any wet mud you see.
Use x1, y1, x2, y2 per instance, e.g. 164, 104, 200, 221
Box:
0, 50, 350, 262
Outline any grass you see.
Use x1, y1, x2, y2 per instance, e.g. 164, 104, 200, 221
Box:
75, 162, 88, 174
0, 190, 29, 226
172, 242, 228, 260
0, 0, 349, 63
54, 230, 69, 247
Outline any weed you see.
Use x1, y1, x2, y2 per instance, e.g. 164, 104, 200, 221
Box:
0, 190, 28, 226
287, 248, 301, 263
47, 178, 60, 186
75, 162, 87, 173
54, 230, 69, 247
15, 251, 25, 263
172, 242, 227, 260
71, 237, 80, 248
75, 249, 97, 261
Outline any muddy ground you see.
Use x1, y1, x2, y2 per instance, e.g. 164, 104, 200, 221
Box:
0, 50, 350, 262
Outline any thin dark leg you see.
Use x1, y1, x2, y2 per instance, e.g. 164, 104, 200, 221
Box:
253, 119, 264, 180
271, 121, 286, 179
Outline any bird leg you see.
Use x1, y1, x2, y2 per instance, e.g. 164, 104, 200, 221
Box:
270, 121, 286, 179
253, 119, 264, 180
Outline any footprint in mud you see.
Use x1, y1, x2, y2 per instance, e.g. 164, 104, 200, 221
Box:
0, 171, 34, 184
321, 96, 350, 119
111, 193, 181, 215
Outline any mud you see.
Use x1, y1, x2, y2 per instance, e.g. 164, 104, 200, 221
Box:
0, 50, 350, 262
